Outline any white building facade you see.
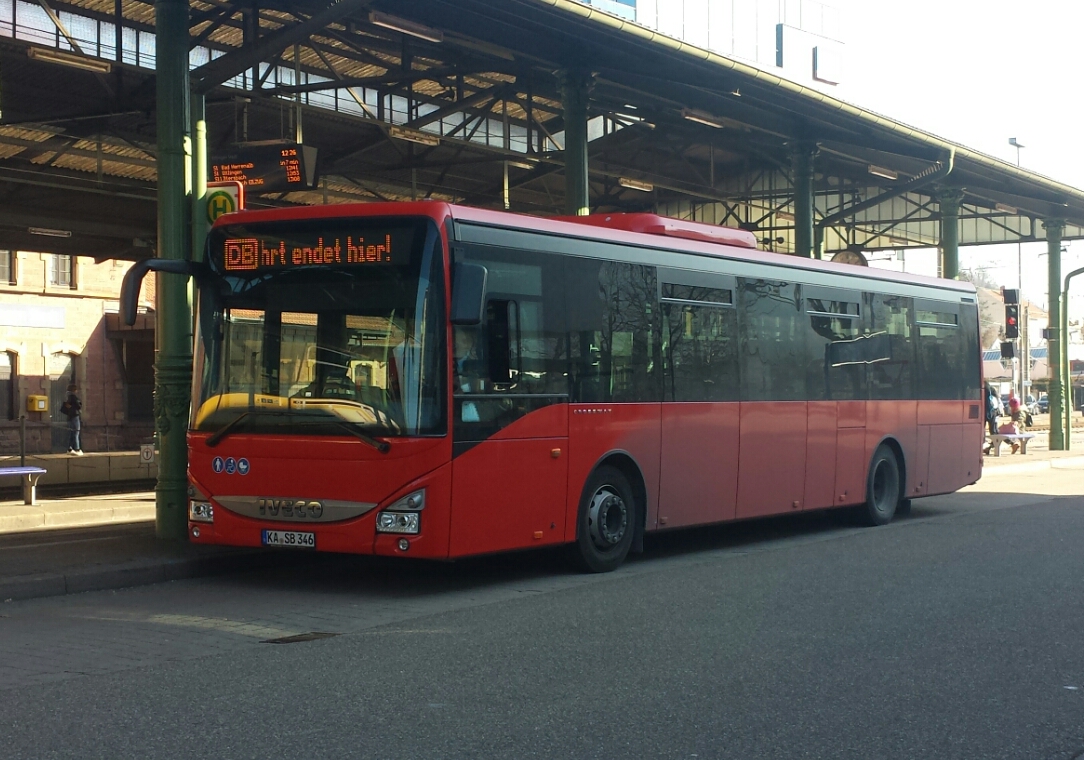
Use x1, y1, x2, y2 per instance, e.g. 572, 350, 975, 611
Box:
580, 0, 844, 89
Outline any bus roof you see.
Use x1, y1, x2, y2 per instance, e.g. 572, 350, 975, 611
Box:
448, 204, 976, 295
210, 200, 975, 295
549, 212, 759, 248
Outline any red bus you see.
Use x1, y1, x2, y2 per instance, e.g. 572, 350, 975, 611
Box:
122, 202, 984, 572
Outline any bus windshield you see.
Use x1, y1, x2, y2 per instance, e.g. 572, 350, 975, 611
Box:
192, 217, 446, 439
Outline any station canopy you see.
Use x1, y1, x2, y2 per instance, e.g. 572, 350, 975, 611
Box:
1, 0, 1082, 260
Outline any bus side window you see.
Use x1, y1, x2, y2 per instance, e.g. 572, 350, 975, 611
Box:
739, 279, 805, 402
568, 259, 660, 403
454, 249, 569, 400
485, 299, 516, 387
868, 294, 915, 400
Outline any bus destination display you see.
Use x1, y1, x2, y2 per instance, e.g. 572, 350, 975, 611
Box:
210, 142, 318, 192
221, 231, 406, 272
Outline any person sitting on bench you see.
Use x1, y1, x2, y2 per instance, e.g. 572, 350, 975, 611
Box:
1003, 397, 1029, 454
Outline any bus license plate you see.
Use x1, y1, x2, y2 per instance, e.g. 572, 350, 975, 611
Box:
262, 530, 315, 549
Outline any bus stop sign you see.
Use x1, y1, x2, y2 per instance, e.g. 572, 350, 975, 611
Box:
206, 181, 245, 223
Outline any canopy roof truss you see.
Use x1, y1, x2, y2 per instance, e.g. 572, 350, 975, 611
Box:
1, 0, 1082, 259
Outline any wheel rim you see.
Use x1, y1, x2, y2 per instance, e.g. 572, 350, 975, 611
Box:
872, 459, 897, 513
587, 486, 628, 551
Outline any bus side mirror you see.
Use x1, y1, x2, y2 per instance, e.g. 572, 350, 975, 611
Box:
121, 258, 204, 326
450, 263, 488, 326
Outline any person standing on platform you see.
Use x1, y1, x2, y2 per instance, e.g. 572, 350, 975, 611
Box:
61, 383, 84, 455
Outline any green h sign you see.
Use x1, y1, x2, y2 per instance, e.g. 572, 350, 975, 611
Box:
206, 190, 238, 223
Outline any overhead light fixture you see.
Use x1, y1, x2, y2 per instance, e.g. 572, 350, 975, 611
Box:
369, 11, 443, 44
444, 33, 514, 61
27, 46, 112, 74
507, 160, 536, 170
614, 112, 656, 129
775, 211, 795, 222
618, 177, 654, 192
28, 226, 72, 238
681, 108, 725, 129
995, 202, 1018, 214
868, 164, 898, 180
388, 125, 441, 147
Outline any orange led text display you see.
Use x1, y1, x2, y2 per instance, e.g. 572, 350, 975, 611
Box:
222, 233, 399, 272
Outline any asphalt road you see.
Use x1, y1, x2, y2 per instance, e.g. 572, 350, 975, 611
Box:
1, 465, 1082, 760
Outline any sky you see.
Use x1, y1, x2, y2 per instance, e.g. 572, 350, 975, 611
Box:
830, 0, 1084, 314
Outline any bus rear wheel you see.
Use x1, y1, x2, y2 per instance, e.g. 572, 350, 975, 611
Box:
573, 466, 636, 573
859, 445, 901, 526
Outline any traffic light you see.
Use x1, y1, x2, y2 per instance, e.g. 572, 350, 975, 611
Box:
1005, 304, 1020, 339
1003, 288, 1019, 305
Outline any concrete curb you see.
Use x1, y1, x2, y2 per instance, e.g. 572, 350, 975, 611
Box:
0, 549, 302, 603
0, 505, 156, 533
982, 455, 1084, 477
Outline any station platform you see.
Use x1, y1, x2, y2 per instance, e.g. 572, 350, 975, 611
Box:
0, 438, 1081, 604
0, 450, 157, 500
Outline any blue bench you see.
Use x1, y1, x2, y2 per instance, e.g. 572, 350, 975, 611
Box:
0, 466, 47, 505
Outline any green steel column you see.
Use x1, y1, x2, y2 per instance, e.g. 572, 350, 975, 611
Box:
791, 142, 817, 258
1063, 265, 1084, 450
192, 93, 208, 263
1045, 219, 1066, 450
557, 69, 592, 216
154, 0, 192, 539
938, 188, 964, 279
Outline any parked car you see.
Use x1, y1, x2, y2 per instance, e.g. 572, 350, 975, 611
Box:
1037, 395, 1049, 414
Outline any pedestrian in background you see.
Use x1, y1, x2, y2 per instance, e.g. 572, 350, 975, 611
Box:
983, 384, 1000, 455
1006, 397, 1028, 454
61, 383, 83, 455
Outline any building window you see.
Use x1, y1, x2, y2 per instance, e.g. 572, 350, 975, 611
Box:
49, 254, 75, 288
0, 352, 15, 421
0, 251, 13, 285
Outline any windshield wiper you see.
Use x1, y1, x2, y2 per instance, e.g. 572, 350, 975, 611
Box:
206, 410, 254, 447
204, 409, 391, 453
323, 419, 392, 454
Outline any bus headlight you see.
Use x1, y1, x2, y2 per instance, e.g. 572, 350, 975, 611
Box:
376, 488, 424, 534
189, 501, 214, 523
376, 511, 420, 534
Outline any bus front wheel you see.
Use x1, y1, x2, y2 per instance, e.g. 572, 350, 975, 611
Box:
573, 466, 636, 573
859, 446, 901, 526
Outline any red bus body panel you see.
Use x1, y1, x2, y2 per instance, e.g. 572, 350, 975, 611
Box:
188, 434, 454, 556
565, 404, 661, 540
736, 402, 808, 518
659, 403, 739, 527
449, 405, 568, 557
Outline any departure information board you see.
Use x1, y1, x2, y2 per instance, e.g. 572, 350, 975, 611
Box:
210, 143, 319, 192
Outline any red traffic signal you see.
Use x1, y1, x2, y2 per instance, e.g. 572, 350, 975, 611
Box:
1004, 304, 1020, 339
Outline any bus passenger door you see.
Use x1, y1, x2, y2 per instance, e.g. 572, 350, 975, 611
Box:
448, 250, 570, 557
658, 281, 740, 526
735, 279, 808, 518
